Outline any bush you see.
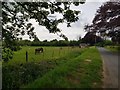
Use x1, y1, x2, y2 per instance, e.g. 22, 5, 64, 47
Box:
118, 46, 120, 52
2, 61, 57, 89
95, 42, 104, 47
11, 46, 22, 51
2, 48, 13, 62
104, 40, 113, 46
95, 40, 113, 47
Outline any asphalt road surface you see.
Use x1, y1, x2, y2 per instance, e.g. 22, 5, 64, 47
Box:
97, 47, 119, 88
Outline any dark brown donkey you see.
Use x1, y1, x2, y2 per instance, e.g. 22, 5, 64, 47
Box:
35, 48, 43, 54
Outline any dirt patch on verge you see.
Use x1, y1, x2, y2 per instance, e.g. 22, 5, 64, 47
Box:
66, 74, 80, 84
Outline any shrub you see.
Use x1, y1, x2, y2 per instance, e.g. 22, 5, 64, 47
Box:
2, 61, 57, 88
2, 48, 13, 62
95, 40, 113, 47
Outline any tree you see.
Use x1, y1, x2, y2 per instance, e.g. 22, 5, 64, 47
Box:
18, 39, 32, 46
50, 39, 58, 46
2, 1, 86, 61
83, 32, 103, 45
33, 36, 40, 42
92, 1, 120, 44
2, 1, 85, 43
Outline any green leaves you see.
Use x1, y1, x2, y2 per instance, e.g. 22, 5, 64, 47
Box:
74, 10, 80, 15
55, 2, 61, 6
2, 48, 13, 62
64, 10, 79, 23
91, 1, 120, 44
73, 2, 80, 6
41, 2, 49, 9
59, 34, 68, 41
2, 1, 85, 41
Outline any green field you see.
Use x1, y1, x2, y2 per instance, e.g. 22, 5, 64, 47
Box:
2, 46, 103, 88
3, 46, 81, 65
105, 46, 120, 53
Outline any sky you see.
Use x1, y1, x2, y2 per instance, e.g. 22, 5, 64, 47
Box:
22, 0, 110, 41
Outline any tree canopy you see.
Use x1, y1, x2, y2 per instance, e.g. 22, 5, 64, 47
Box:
2, 1, 85, 48
85, 1, 120, 44
83, 32, 103, 45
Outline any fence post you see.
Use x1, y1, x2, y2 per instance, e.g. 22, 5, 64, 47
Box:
52, 50, 54, 58
26, 51, 28, 62
68, 46, 69, 52
59, 49, 60, 56
43, 52, 44, 59
64, 49, 65, 55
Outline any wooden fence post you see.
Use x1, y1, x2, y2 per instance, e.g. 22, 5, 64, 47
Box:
26, 51, 28, 62
59, 49, 60, 56
64, 49, 65, 55
43, 52, 44, 59
52, 50, 54, 58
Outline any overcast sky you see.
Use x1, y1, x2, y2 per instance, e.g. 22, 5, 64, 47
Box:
22, 0, 109, 41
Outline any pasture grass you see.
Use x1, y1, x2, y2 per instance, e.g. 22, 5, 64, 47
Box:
105, 46, 120, 53
3, 46, 80, 65
24, 46, 103, 88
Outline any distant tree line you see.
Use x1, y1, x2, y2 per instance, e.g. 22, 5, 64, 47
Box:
3, 33, 114, 48
14, 39, 82, 47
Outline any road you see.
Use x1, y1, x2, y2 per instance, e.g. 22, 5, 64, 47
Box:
0, 48, 1, 89
97, 47, 119, 88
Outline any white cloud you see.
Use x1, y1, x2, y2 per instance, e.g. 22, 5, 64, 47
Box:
86, 0, 110, 2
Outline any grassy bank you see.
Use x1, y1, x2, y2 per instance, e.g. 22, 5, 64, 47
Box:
24, 47, 103, 88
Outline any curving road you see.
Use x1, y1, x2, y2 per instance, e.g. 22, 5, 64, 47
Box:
97, 47, 119, 88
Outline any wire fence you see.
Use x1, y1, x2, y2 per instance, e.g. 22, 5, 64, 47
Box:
25, 46, 80, 62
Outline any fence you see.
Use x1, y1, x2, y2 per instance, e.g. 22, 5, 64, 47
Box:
25, 46, 80, 62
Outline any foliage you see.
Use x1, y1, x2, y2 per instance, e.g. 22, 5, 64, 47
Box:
86, 1, 120, 44
2, 1, 85, 43
103, 40, 113, 46
17, 39, 82, 46
2, 48, 13, 62
18, 40, 32, 46
3, 62, 55, 88
82, 32, 103, 45
95, 40, 113, 47
2, 40, 21, 62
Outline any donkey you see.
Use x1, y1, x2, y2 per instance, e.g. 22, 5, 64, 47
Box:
35, 48, 43, 55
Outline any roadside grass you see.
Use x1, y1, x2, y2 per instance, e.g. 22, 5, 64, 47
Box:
105, 46, 120, 53
24, 46, 103, 88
